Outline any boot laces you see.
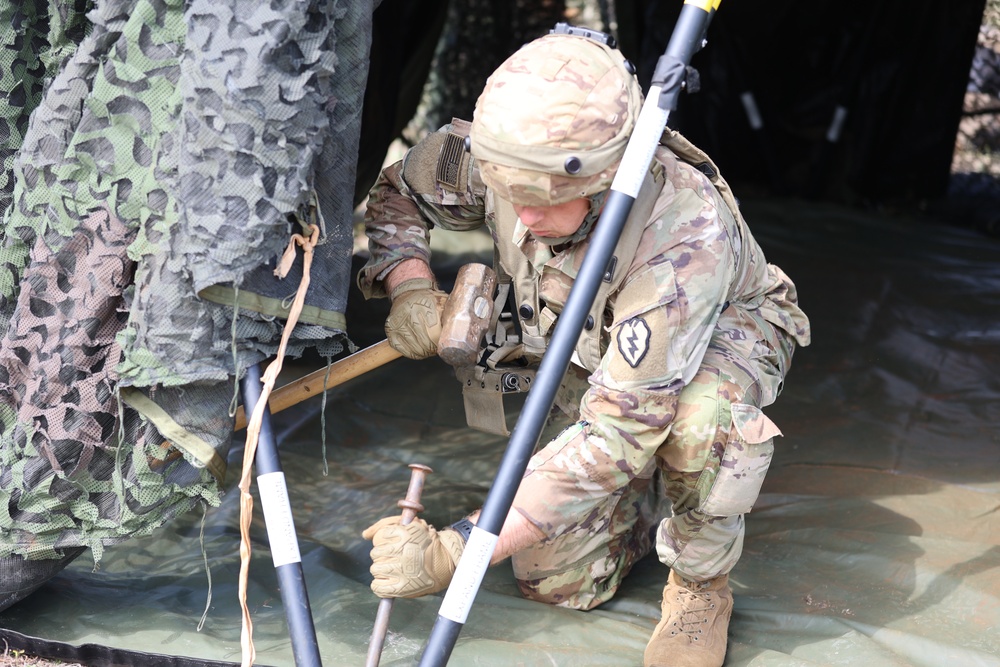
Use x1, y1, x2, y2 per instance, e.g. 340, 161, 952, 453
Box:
667, 581, 716, 642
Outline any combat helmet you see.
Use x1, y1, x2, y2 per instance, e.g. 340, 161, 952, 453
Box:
470, 26, 643, 207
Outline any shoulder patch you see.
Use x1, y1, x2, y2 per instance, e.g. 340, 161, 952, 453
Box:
402, 132, 447, 196
436, 131, 468, 191
617, 316, 651, 368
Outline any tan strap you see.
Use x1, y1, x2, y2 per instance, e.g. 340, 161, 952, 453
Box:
197, 284, 347, 330
237, 223, 320, 667
123, 388, 227, 485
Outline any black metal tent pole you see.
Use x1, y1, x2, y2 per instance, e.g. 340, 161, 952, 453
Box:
241, 363, 323, 667
417, 2, 721, 664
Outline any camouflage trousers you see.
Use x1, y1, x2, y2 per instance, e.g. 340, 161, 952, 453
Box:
513, 305, 794, 610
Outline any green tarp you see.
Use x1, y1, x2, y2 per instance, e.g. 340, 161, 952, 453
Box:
1, 198, 998, 666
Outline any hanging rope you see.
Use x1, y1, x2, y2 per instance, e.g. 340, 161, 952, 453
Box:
236, 223, 320, 667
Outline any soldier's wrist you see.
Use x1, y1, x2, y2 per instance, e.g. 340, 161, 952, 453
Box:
385, 258, 435, 297
448, 517, 476, 543
389, 277, 436, 301
438, 522, 469, 566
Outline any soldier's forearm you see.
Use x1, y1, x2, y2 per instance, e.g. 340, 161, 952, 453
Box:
384, 258, 436, 297
467, 507, 545, 565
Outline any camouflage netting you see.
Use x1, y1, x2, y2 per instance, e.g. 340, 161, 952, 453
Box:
0, 0, 374, 605
0, 0, 95, 218
950, 17, 1000, 235
402, 0, 572, 145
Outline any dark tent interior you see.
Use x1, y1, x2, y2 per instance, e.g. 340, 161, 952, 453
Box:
0, 1, 998, 666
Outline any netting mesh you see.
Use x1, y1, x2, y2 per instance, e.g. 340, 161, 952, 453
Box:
0, 0, 94, 220
951, 20, 1000, 211
0, 547, 86, 611
0, 0, 372, 604
402, 0, 569, 146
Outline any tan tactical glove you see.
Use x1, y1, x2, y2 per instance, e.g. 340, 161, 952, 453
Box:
361, 516, 465, 598
385, 278, 449, 359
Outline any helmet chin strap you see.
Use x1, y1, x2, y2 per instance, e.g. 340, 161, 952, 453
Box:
529, 189, 609, 247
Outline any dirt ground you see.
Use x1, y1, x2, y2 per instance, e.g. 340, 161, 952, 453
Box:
0, 650, 82, 667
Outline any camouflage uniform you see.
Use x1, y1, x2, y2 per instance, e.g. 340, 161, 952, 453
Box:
359, 33, 810, 611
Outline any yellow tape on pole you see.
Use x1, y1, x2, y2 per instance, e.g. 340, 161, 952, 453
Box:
684, 0, 715, 11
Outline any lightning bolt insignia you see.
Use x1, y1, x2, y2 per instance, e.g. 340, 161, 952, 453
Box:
617, 317, 651, 368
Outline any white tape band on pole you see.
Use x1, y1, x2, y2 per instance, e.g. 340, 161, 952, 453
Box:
438, 527, 500, 624
611, 87, 671, 198
740, 91, 764, 130
257, 471, 303, 568
826, 105, 848, 143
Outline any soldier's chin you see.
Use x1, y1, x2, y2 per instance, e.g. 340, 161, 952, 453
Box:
530, 231, 573, 246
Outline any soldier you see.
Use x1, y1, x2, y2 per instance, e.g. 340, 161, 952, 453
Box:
358, 28, 810, 667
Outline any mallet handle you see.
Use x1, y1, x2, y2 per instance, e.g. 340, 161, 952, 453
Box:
234, 340, 402, 431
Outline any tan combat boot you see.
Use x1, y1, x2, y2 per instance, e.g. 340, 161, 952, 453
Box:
643, 570, 733, 667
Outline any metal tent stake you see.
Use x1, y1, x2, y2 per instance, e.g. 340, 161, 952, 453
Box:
416, 2, 721, 664
241, 363, 323, 667
365, 463, 434, 667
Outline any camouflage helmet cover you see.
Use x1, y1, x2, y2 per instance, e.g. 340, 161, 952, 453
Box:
470, 32, 643, 206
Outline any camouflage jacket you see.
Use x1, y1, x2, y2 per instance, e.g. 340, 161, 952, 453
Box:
360, 122, 811, 534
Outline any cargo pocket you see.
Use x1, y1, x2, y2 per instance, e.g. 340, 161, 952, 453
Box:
698, 403, 782, 517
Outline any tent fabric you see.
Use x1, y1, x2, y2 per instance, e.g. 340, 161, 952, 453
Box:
0, 198, 996, 666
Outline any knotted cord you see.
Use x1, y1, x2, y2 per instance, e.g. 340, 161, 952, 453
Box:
237, 223, 320, 667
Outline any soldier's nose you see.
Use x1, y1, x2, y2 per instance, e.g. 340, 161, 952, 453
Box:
516, 206, 545, 227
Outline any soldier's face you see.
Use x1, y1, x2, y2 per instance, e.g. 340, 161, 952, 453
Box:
513, 198, 590, 239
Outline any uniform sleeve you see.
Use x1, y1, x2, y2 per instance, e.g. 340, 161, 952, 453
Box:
512, 160, 735, 537
358, 125, 488, 299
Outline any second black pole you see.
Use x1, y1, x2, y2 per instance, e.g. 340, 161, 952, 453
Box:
241, 363, 322, 667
